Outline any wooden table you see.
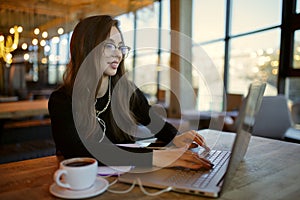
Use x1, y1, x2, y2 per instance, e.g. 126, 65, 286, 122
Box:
0, 134, 300, 200
0, 99, 49, 119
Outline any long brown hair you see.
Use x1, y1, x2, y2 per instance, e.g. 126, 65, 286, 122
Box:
63, 15, 137, 142
63, 15, 125, 93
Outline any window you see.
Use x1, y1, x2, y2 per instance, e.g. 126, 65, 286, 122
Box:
231, 0, 281, 35
192, 0, 225, 42
47, 33, 70, 84
191, 0, 282, 111
278, 0, 300, 103
192, 0, 226, 111
42, 0, 300, 111
293, 30, 300, 69
229, 0, 282, 97
286, 77, 300, 102
116, 13, 135, 80
135, 4, 159, 98
130, 1, 170, 102
229, 29, 280, 96
193, 42, 225, 111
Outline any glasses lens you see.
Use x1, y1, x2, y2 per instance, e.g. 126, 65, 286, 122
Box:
103, 43, 130, 58
104, 43, 115, 56
119, 46, 130, 58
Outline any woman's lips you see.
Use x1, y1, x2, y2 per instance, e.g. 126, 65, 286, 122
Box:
110, 61, 119, 69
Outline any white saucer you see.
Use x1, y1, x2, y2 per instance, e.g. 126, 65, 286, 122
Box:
49, 177, 109, 199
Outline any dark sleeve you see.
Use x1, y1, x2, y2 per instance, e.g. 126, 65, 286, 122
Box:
48, 88, 92, 159
48, 87, 152, 167
131, 87, 179, 144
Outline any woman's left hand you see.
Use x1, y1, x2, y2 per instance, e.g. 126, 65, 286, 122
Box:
173, 130, 210, 151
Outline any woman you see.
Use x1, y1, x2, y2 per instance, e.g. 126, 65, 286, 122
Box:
48, 15, 212, 170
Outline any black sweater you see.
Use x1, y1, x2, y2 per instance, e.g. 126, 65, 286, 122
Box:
48, 85, 178, 166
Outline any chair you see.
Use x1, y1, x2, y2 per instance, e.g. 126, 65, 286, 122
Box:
225, 93, 244, 111
222, 93, 244, 131
252, 95, 299, 140
291, 102, 300, 125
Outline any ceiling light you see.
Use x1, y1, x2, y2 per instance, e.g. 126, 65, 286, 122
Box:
9, 27, 15, 34
42, 31, 48, 38
32, 38, 38, 45
44, 45, 50, 52
17, 26, 23, 33
0, 26, 20, 64
57, 27, 64, 35
21, 43, 28, 50
34, 28, 40, 35
40, 40, 46, 46
24, 53, 30, 61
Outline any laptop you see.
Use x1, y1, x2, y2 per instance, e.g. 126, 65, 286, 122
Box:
118, 81, 266, 198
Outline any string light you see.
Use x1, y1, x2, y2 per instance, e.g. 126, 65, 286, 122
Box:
34, 28, 40, 35
9, 27, 15, 34
21, 43, 28, 50
0, 20, 66, 65
17, 26, 23, 33
32, 38, 38, 46
0, 25, 22, 64
44, 45, 50, 52
40, 39, 46, 47
42, 31, 48, 38
57, 27, 64, 35
24, 53, 30, 61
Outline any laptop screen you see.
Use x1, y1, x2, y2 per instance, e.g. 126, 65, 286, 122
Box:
221, 81, 266, 193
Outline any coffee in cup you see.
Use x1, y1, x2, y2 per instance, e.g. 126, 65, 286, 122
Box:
54, 157, 98, 190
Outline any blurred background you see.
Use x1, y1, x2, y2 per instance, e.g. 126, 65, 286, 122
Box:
0, 0, 299, 163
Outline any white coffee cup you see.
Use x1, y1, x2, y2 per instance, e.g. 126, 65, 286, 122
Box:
54, 157, 98, 190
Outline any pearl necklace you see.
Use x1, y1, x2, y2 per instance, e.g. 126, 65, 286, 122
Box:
95, 77, 111, 142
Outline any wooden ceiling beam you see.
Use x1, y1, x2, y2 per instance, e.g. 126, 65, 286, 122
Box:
0, 0, 68, 17
0, 0, 157, 46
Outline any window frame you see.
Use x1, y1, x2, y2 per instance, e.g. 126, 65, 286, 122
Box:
278, 0, 300, 93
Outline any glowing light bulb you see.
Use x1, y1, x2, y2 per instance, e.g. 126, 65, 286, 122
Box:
22, 43, 28, 50
17, 26, 23, 33
34, 28, 40, 35
40, 40, 46, 46
44, 45, 50, 52
24, 53, 30, 61
9, 27, 15, 34
57, 27, 64, 35
42, 31, 48, 38
32, 38, 38, 45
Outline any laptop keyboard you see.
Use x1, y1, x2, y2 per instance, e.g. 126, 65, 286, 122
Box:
166, 150, 230, 188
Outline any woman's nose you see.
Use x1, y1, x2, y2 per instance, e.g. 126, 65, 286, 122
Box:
113, 48, 122, 59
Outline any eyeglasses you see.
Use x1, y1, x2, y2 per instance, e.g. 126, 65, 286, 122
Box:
103, 42, 131, 58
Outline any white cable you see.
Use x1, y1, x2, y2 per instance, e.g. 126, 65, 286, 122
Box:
106, 176, 172, 196
104, 175, 118, 186
107, 180, 137, 194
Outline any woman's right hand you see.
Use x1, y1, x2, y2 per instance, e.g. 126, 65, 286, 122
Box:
152, 147, 213, 170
